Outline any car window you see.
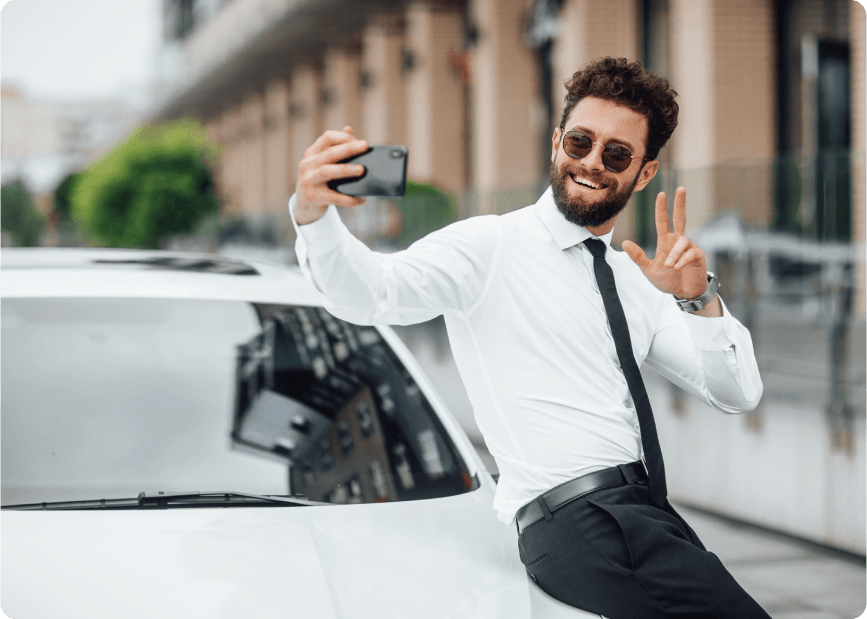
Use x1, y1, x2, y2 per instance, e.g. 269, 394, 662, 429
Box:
237, 304, 474, 504
1, 298, 473, 506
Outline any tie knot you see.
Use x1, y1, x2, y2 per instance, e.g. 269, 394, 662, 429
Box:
583, 238, 607, 257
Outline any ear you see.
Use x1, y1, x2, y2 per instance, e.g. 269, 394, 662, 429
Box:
551, 127, 561, 163
633, 159, 659, 192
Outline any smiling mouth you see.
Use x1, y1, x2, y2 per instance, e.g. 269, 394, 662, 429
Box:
570, 174, 607, 190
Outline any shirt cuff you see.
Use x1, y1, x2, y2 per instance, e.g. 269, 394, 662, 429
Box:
680, 295, 737, 351
288, 194, 346, 265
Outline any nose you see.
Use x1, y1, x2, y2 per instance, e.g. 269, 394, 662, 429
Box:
578, 142, 606, 173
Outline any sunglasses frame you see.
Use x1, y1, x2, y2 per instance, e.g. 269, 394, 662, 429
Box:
560, 130, 649, 173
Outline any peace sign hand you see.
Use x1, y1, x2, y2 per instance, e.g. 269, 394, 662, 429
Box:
621, 187, 710, 303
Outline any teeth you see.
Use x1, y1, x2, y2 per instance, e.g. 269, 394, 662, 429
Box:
572, 175, 601, 189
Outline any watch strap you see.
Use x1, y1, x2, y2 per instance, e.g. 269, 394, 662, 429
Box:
674, 272, 720, 312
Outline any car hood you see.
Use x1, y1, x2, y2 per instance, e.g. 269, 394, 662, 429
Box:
2, 486, 537, 619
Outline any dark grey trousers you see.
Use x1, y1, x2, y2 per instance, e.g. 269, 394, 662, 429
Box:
518, 483, 771, 618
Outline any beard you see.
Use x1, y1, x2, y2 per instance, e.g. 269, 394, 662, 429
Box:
549, 160, 642, 228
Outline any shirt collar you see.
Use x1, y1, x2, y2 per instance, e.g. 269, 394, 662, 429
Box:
535, 186, 615, 250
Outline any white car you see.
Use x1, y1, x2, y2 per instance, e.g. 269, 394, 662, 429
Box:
1, 248, 595, 619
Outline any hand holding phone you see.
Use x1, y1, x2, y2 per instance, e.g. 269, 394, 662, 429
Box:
294, 126, 370, 225
328, 146, 408, 197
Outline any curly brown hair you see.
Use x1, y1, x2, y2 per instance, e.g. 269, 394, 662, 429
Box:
559, 57, 678, 161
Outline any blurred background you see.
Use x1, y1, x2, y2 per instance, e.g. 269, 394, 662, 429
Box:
2, 0, 865, 592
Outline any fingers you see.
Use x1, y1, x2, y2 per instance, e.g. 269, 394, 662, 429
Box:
315, 163, 366, 184
309, 137, 369, 168
622, 240, 652, 270
298, 132, 368, 193
664, 236, 705, 270
664, 236, 691, 267
297, 128, 371, 211
672, 186, 687, 235
306, 129, 352, 157
304, 125, 366, 159
655, 192, 669, 239
297, 161, 367, 207
324, 190, 367, 208
673, 246, 704, 271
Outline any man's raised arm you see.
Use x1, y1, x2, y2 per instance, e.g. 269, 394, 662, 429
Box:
289, 127, 500, 327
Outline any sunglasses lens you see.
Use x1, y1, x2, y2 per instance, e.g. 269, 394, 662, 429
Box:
563, 132, 592, 159
602, 145, 632, 173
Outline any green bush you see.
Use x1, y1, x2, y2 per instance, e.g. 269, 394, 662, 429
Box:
70, 119, 219, 249
1, 181, 45, 247
53, 172, 81, 220
395, 180, 457, 247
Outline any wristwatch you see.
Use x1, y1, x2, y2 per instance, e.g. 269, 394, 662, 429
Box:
674, 272, 720, 312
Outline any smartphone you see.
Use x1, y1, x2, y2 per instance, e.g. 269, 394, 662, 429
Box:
328, 145, 408, 197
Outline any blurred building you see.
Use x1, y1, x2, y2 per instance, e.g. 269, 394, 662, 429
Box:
1, 84, 142, 209
149, 0, 866, 554
150, 0, 864, 299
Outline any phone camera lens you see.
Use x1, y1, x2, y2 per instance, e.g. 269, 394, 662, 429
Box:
391, 150, 402, 158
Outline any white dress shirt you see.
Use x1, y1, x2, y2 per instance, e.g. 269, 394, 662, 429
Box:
289, 187, 763, 524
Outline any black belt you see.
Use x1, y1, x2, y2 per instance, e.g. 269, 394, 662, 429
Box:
515, 461, 647, 533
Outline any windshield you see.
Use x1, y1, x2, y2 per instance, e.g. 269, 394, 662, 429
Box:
2, 298, 472, 506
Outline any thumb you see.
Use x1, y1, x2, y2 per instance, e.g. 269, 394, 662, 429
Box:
621, 240, 651, 270
343, 125, 354, 136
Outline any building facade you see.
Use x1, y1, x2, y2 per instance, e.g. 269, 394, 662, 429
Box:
152, 0, 863, 251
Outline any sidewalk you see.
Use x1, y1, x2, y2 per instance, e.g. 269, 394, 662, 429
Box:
678, 504, 865, 619
472, 445, 866, 619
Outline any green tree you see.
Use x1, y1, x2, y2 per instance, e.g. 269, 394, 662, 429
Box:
395, 180, 458, 247
53, 172, 81, 220
70, 119, 219, 249
1, 181, 45, 247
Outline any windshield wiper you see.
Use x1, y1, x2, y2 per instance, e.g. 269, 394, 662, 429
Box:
1, 491, 329, 510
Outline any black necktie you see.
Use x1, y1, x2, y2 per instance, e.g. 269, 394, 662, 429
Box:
583, 238, 668, 507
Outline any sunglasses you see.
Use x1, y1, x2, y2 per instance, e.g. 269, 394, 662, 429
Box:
560, 130, 648, 173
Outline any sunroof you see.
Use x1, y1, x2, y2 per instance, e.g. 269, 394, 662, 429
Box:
92, 256, 259, 275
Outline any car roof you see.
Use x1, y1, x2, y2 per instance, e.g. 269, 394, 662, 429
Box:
1, 248, 327, 305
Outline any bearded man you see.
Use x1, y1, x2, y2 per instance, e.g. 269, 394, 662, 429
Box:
288, 57, 770, 618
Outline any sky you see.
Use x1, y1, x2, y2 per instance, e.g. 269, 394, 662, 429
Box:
1, 0, 161, 107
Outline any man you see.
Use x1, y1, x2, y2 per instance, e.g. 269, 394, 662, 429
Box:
289, 57, 769, 618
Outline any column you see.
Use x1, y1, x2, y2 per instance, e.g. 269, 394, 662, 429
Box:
469, 0, 542, 215
669, 0, 775, 231
361, 15, 407, 145
321, 43, 364, 134
288, 63, 323, 185
263, 78, 293, 214
552, 0, 640, 105
239, 91, 267, 216
404, 0, 466, 194
220, 105, 243, 217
